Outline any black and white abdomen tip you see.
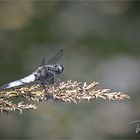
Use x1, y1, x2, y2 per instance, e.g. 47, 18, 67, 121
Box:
0, 74, 36, 90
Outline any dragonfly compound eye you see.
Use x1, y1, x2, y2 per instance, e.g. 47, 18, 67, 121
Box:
53, 64, 63, 74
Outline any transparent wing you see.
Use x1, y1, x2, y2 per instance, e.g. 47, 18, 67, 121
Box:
39, 57, 45, 67
47, 49, 64, 65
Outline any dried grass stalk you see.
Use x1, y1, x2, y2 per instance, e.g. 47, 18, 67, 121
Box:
0, 99, 37, 114
0, 80, 130, 113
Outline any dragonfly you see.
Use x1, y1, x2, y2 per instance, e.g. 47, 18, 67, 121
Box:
0, 49, 64, 90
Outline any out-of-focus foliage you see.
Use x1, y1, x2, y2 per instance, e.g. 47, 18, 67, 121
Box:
0, 1, 140, 139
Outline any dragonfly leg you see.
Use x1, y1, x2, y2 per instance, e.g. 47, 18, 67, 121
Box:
39, 77, 54, 100
42, 81, 54, 100
39, 77, 47, 91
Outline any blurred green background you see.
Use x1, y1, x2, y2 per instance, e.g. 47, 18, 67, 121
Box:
0, 1, 140, 139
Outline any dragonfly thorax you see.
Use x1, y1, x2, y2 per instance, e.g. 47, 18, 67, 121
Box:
34, 64, 64, 81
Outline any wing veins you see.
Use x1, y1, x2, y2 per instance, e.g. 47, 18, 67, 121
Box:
47, 49, 64, 65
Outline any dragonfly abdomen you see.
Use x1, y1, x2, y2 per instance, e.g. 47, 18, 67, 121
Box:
1, 74, 35, 90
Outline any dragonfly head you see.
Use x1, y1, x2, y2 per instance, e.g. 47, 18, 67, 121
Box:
53, 64, 64, 74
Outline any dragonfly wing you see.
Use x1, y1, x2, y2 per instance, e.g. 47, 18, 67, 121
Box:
39, 57, 45, 67
47, 49, 64, 65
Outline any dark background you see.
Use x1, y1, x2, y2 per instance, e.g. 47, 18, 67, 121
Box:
0, 1, 140, 139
